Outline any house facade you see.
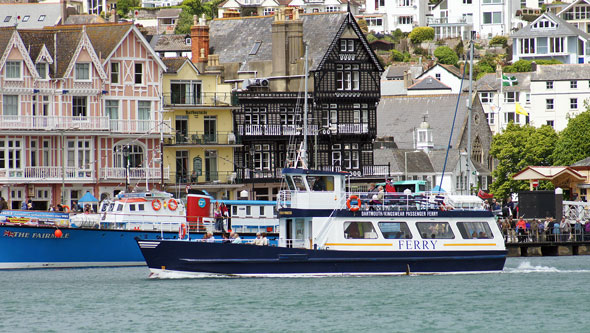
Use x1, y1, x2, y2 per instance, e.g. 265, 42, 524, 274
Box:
208, 9, 382, 200
218, 0, 360, 18
511, 12, 590, 64
361, 0, 429, 34
0, 23, 169, 209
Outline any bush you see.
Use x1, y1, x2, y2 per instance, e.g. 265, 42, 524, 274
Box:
413, 46, 429, 56
390, 49, 405, 62
434, 46, 458, 65
489, 35, 508, 47
409, 27, 434, 44
366, 34, 377, 43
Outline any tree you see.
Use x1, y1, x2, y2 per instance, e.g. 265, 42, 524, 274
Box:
357, 19, 368, 34
408, 27, 434, 44
552, 110, 590, 165
174, 6, 193, 34
489, 123, 558, 199
390, 49, 405, 62
175, 0, 224, 34
434, 46, 458, 65
117, 0, 140, 17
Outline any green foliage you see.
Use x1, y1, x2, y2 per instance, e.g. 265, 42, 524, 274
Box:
366, 34, 377, 43
536, 59, 562, 65
392, 29, 405, 43
413, 46, 428, 56
504, 59, 563, 73
357, 19, 368, 34
434, 46, 458, 65
454, 40, 464, 58
489, 35, 508, 47
552, 110, 590, 165
174, 6, 193, 34
390, 49, 405, 62
489, 123, 558, 199
117, 0, 140, 17
409, 27, 434, 44
174, 0, 224, 34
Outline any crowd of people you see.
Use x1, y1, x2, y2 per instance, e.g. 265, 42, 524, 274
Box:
201, 231, 270, 245
498, 216, 590, 243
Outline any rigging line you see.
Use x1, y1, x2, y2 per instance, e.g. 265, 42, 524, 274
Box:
438, 59, 467, 191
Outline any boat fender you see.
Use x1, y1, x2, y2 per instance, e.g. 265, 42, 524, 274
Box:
346, 195, 361, 212
152, 199, 162, 211
62, 205, 70, 213
168, 199, 178, 211
179, 223, 187, 240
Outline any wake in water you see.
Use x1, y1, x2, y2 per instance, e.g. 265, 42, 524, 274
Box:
504, 260, 590, 274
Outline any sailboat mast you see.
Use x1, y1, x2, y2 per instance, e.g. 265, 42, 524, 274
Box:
302, 43, 309, 167
466, 31, 474, 195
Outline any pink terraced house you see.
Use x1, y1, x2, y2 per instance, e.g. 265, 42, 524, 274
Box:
0, 22, 170, 210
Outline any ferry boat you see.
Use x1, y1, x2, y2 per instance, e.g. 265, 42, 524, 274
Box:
0, 191, 188, 269
136, 168, 508, 277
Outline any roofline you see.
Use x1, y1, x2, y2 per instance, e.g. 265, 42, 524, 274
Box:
102, 24, 167, 72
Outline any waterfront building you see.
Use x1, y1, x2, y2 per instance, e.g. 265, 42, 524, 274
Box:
0, 22, 169, 209
361, 0, 429, 34
207, 9, 382, 200
217, 0, 360, 19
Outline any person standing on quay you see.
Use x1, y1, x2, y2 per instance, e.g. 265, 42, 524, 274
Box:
0, 197, 8, 212
574, 219, 582, 241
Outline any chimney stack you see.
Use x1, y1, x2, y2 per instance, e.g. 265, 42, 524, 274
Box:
60, 0, 68, 25
191, 15, 210, 65
110, 9, 117, 23
272, 8, 304, 90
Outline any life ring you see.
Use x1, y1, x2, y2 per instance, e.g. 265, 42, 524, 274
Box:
152, 199, 162, 211
178, 223, 187, 240
168, 199, 178, 211
62, 205, 70, 212
346, 195, 361, 212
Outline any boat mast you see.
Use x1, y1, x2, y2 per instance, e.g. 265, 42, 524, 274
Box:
466, 31, 474, 195
302, 42, 309, 168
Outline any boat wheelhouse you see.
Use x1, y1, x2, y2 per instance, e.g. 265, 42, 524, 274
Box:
136, 168, 507, 277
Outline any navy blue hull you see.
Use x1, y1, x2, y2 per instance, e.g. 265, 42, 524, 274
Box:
137, 240, 507, 275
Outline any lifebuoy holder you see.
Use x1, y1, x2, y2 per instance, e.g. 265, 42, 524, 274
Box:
168, 199, 178, 211
346, 195, 361, 212
152, 199, 162, 211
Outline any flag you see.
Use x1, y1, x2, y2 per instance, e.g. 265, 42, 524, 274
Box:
515, 102, 528, 116
502, 74, 518, 86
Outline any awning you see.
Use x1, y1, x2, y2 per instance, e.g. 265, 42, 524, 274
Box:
78, 191, 99, 203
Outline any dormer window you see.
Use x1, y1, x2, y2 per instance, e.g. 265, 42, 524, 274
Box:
340, 39, 354, 52
75, 63, 90, 81
5, 61, 22, 80
533, 19, 556, 29
36, 63, 48, 79
185, 38, 191, 45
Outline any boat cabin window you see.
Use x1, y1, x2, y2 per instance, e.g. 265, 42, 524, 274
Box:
129, 204, 136, 211
378, 222, 412, 239
138, 204, 145, 211
285, 175, 296, 191
232, 206, 238, 215
416, 222, 455, 239
292, 176, 307, 192
259, 206, 265, 215
344, 221, 377, 239
457, 222, 493, 239
246, 206, 251, 216
116, 204, 123, 212
107, 203, 115, 212
308, 175, 335, 191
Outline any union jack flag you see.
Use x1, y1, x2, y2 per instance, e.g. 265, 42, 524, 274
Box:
3, 230, 15, 237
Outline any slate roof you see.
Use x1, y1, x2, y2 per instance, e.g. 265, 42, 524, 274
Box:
571, 156, 590, 167
162, 57, 189, 73
150, 34, 191, 52
474, 72, 531, 92
0, 3, 63, 29
209, 12, 347, 72
408, 76, 451, 91
377, 94, 471, 150
511, 12, 590, 40
157, 8, 182, 19
64, 15, 106, 25
530, 64, 590, 81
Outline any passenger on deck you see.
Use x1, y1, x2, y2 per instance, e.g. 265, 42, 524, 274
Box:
222, 233, 231, 243
202, 232, 215, 243
312, 177, 326, 191
472, 231, 478, 239
230, 232, 242, 244
253, 232, 264, 245
261, 232, 269, 246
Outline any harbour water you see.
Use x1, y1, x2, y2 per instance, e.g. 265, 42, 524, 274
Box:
2, 256, 589, 333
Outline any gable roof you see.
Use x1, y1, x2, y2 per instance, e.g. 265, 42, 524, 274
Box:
157, 8, 182, 19
408, 76, 451, 91
512, 166, 585, 181
511, 12, 590, 40
162, 57, 200, 74
530, 64, 590, 81
417, 63, 462, 80
377, 94, 473, 150
474, 71, 531, 92
557, 0, 590, 16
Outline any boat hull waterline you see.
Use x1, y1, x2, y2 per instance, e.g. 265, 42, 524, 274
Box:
138, 240, 507, 277
0, 225, 179, 269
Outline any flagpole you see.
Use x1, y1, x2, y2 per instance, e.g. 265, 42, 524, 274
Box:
467, 30, 474, 195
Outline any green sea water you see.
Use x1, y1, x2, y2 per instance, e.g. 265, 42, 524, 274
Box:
2, 256, 589, 333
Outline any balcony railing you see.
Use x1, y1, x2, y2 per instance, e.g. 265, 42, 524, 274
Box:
163, 92, 234, 107
165, 131, 240, 145
174, 170, 239, 184
238, 125, 319, 136
0, 115, 172, 134
99, 167, 169, 180
0, 166, 94, 181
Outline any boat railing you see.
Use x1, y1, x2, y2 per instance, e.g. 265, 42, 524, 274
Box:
341, 191, 485, 212
278, 238, 308, 249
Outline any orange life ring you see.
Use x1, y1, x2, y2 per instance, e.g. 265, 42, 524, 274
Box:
152, 199, 162, 211
178, 223, 187, 240
346, 195, 361, 212
168, 199, 178, 211
62, 205, 70, 213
